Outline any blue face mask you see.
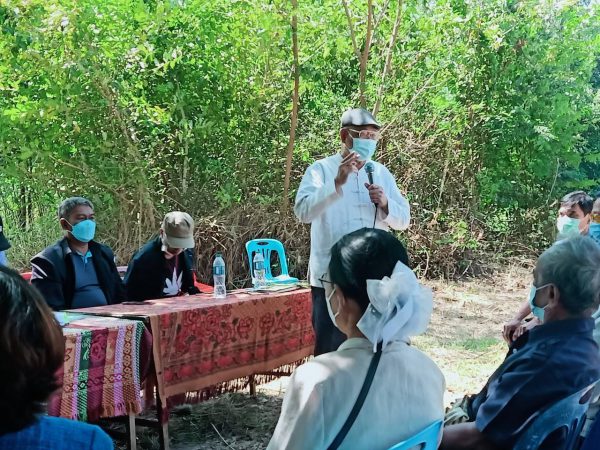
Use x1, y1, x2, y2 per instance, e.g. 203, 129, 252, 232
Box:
589, 223, 600, 244
68, 219, 96, 243
351, 137, 376, 161
528, 283, 550, 322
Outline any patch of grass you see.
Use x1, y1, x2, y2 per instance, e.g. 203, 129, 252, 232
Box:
454, 337, 500, 352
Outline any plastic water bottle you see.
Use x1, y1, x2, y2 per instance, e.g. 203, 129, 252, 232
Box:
253, 251, 267, 289
213, 252, 226, 299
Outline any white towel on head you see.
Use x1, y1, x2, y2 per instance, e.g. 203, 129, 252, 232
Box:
357, 261, 433, 352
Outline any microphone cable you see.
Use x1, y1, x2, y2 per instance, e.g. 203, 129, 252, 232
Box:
372, 205, 377, 229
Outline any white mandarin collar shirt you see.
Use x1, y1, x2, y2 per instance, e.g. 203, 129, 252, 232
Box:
267, 338, 445, 450
294, 153, 410, 286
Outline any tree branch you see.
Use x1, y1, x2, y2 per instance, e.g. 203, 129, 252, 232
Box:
358, 0, 374, 108
373, 0, 403, 117
374, 0, 392, 30
342, 0, 362, 60
282, 0, 300, 213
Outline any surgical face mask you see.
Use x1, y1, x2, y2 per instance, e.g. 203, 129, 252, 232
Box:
589, 222, 600, 244
528, 283, 551, 322
351, 137, 376, 161
326, 287, 340, 328
67, 219, 96, 243
556, 216, 580, 236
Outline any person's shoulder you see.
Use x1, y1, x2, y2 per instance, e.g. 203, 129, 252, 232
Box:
91, 241, 117, 260
292, 352, 348, 389
372, 160, 394, 175
32, 238, 67, 262
307, 154, 340, 170
130, 237, 161, 262
35, 417, 113, 449
387, 341, 444, 378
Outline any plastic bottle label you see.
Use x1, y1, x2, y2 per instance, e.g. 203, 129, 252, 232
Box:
253, 261, 264, 271
213, 266, 225, 276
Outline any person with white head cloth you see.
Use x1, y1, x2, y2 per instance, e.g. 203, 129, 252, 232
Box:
267, 228, 445, 450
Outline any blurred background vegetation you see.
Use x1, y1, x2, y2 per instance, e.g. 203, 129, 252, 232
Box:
1, 0, 599, 283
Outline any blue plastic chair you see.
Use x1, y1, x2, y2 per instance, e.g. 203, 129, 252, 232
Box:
387, 420, 442, 450
513, 382, 598, 450
245, 239, 298, 284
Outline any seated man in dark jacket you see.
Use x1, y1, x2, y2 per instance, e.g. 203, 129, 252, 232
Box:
442, 236, 600, 450
124, 211, 200, 301
31, 197, 125, 310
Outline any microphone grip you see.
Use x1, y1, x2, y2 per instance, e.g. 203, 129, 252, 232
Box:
367, 172, 374, 185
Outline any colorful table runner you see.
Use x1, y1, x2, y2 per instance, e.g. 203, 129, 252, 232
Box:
72, 289, 314, 410
48, 314, 152, 422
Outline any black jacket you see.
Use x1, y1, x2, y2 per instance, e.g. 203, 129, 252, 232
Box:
31, 238, 126, 311
124, 236, 200, 301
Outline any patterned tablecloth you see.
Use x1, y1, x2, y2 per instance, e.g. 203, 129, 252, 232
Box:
71, 289, 314, 412
48, 314, 152, 422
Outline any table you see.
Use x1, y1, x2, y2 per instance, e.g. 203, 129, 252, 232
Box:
48, 313, 152, 445
72, 289, 314, 448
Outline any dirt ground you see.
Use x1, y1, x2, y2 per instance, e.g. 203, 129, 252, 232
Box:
116, 263, 532, 450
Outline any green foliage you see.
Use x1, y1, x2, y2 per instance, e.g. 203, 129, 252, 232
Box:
1, 0, 599, 275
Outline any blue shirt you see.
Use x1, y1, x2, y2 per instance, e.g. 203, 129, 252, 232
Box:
0, 416, 113, 450
70, 251, 107, 309
471, 318, 600, 449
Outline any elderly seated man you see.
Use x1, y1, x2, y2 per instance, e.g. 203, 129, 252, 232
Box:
124, 211, 200, 301
503, 190, 594, 343
442, 236, 600, 450
31, 197, 125, 310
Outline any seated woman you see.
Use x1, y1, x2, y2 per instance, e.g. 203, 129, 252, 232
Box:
0, 266, 113, 450
268, 228, 445, 450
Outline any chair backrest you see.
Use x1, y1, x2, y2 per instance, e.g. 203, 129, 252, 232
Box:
387, 420, 442, 450
245, 239, 290, 281
513, 382, 598, 450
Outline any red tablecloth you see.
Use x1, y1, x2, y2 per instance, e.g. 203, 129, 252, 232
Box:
48, 314, 152, 422
71, 289, 314, 410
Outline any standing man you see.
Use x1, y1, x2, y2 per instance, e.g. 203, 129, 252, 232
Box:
124, 211, 200, 301
31, 197, 125, 310
294, 108, 411, 355
0, 215, 10, 267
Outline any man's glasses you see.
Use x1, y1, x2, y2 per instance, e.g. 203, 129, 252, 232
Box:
347, 128, 381, 141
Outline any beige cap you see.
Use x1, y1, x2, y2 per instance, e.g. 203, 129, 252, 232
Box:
161, 212, 195, 249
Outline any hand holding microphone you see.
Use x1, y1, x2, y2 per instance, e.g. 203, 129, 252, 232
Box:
364, 162, 388, 209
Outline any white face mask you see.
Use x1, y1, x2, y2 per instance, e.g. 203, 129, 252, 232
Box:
556, 216, 580, 236
326, 287, 340, 328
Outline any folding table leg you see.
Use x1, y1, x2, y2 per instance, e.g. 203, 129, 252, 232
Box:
157, 395, 170, 450
249, 374, 257, 396
126, 413, 137, 450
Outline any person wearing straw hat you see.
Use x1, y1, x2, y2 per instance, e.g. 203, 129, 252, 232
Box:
295, 108, 411, 356
0, 215, 10, 267
124, 211, 200, 301
268, 228, 444, 450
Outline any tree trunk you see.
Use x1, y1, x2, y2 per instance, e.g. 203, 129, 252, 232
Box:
282, 0, 300, 214
358, 0, 374, 108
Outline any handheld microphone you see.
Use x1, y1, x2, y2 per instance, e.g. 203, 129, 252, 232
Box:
364, 162, 377, 228
365, 162, 375, 186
